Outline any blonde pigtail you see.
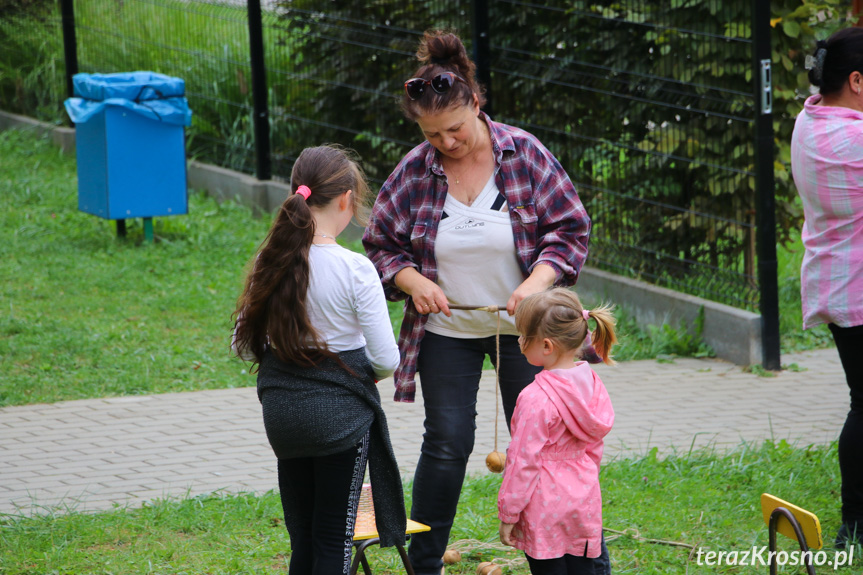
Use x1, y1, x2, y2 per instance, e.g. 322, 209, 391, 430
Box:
586, 303, 618, 365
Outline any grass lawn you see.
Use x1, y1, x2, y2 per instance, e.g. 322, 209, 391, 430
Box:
0, 128, 271, 407
0, 441, 854, 574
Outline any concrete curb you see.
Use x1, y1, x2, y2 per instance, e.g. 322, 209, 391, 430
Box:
0, 110, 76, 154
578, 267, 763, 366
187, 160, 292, 214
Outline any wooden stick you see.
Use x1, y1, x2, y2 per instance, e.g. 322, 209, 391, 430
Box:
448, 304, 507, 312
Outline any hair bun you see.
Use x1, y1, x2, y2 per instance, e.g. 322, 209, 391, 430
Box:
402, 30, 487, 120
417, 31, 467, 70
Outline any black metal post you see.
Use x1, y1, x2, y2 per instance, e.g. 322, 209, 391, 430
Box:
753, 0, 781, 370
247, 0, 272, 181
471, 0, 492, 117
768, 508, 816, 575
62, 0, 128, 235
60, 0, 79, 100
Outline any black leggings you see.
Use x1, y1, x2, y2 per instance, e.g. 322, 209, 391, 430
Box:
829, 323, 863, 526
525, 536, 611, 575
277, 433, 370, 575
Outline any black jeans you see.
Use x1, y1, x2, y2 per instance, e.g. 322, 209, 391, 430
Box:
277, 433, 369, 575
526, 537, 612, 575
829, 323, 863, 527
408, 332, 542, 575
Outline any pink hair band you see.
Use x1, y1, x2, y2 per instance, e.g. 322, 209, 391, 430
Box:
582, 309, 590, 321
296, 185, 312, 200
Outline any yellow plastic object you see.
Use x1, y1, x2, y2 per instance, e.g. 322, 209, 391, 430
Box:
354, 518, 431, 541
353, 484, 430, 541
761, 493, 823, 550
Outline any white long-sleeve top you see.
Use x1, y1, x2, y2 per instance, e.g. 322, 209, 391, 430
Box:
306, 244, 400, 379
234, 244, 400, 380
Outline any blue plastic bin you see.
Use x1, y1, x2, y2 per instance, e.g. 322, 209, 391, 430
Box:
64, 72, 192, 220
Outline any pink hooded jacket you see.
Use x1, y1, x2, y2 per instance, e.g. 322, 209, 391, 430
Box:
497, 362, 615, 559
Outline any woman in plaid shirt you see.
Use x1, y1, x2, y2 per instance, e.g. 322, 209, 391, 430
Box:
363, 30, 591, 575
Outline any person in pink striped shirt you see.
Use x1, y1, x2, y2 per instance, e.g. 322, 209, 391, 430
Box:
791, 27, 863, 549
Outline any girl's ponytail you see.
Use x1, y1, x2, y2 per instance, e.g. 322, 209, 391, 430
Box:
262, 193, 323, 366
232, 191, 321, 368
585, 304, 617, 365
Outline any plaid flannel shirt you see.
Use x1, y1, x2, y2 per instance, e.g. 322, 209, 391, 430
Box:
363, 112, 591, 402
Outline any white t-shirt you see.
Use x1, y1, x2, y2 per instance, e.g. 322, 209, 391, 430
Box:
426, 176, 523, 338
307, 244, 400, 378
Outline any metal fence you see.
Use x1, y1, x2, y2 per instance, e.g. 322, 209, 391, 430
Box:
9, 0, 779, 364
492, 2, 761, 307
66, 0, 258, 173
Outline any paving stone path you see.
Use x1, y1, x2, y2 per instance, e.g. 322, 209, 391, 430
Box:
0, 348, 846, 516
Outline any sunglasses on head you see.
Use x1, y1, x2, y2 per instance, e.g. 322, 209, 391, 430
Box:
404, 72, 467, 100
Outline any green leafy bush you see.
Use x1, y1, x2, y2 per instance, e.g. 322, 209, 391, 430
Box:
0, 0, 52, 17
270, 1, 467, 183
274, 0, 851, 309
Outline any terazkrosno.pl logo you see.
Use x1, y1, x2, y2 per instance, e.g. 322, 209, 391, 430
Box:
695, 546, 854, 570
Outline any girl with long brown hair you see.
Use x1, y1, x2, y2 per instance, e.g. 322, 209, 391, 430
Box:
233, 145, 405, 574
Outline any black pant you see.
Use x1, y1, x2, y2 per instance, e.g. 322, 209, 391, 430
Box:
408, 332, 542, 575
525, 536, 612, 575
829, 323, 863, 526
277, 433, 369, 575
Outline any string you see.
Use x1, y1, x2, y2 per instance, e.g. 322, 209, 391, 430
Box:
448, 304, 503, 312
447, 303, 505, 455
494, 309, 500, 454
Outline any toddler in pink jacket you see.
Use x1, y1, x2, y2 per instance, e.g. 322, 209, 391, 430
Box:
499, 288, 616, 575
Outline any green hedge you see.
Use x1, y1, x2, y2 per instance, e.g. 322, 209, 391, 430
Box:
0, 2, 65, 122
276, 0, 850, 308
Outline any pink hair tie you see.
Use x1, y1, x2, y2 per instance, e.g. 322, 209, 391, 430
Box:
296, 185, 312, 200
582, 309, 590, 321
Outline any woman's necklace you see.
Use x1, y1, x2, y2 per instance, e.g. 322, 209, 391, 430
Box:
445, 123, 490, 186
445, 161, 466, 185
314, 233, 336, 240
